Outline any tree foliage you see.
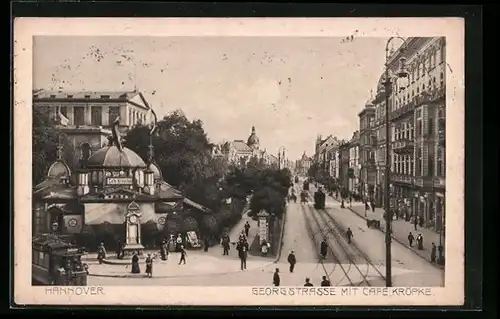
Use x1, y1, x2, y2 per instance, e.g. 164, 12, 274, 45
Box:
33, 107, 59, 185
125, 110, 228, 210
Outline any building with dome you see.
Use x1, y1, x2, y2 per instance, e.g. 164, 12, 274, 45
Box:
32, 118, 215, 255
216, 126, 278, 167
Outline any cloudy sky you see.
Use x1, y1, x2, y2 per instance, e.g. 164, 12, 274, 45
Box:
33, 36, 390, 160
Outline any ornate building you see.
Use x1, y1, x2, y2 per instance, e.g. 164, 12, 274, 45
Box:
371, 37, 446, 231
33, 90, 152, 174
215, 126, 276, 166
348, 131, 360, 195
33, 118, 211, 252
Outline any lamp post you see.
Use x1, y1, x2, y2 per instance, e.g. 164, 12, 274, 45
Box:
383, 37, 409, 287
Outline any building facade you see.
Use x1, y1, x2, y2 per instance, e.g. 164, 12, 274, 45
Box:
371, 37, 446, 231
314, 135, 341, 178
295, 152, 312, 176
338, 141, 351, 191
33, 90, 152, 173
358, 100, 377, 201
348, 131, 360, 195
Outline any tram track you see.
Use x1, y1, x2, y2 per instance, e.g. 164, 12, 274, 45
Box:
301, 203, 354, 286
298, 203, 334, 285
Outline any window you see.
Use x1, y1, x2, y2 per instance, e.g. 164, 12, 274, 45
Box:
437, 148, 444, 177
109, 107, 120, 124
409, 156, 414, 176
416, 147, 422, 176
440, 42, 445, 63
81, 142, 91, 160
33, 208, 44, 234
428, 116, 434, 136
417, 87, 420, 95
428, 145, 434, 177
74, 106, 85, 126
60, 106, 68, 117
440, 72, 444, 87
91, 106, 102, 126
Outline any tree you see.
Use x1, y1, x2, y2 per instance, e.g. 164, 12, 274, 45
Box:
307, 163, 319, 180
32, 107, 58, 185
125, 110, 226, 210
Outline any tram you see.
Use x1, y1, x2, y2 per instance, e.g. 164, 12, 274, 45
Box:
313, 188, 326, 209
32, 234, 88, 286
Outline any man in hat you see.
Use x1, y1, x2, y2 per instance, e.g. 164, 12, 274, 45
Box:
287, 250, 297, 273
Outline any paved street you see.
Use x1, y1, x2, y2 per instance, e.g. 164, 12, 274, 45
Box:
323, 200, 444, 286
313, 184, 445, 268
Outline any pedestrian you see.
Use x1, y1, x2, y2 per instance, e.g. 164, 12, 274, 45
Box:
341, 199, 345, 208
320, 238, 328, 259
414, 216, 419, 230
431, 242, 437, 263
287, 250, 296, 273
178, 245, 187, 265
346, 227, 353, 244
371, 201, 375, 213
131, 251, 140, 274
365, 201, 369, 213
221, 234, 230, 255
175, 234, 183, 252
304, 278, 313, 287
244, 221, 251, 237
145, 254, 153, 278
237, 239, 249, 270
416, 234, 424, 250
273, 268, 280, 287
349, 195, 353, 207
116, 240, 123, 259
97, 242, 106, 264
320, 276, 331, 286
203, 236, 209, 252
408, 232, 415, 247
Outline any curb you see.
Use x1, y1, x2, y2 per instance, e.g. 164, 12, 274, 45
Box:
328, 196, 444, 270
274, 205, 288, 263
89, 261, 277, 279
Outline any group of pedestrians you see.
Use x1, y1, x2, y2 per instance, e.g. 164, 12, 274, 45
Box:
272, 268, 332, 287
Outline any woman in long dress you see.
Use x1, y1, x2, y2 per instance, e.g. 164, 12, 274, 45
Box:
131, 252, 141, 274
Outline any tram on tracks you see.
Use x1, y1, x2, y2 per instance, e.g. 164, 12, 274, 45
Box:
32, 234, 88, 286
313, 188, 326, 209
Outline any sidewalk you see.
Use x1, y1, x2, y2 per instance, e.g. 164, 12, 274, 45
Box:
314, 184, 444, 269
227, 209, 260, 257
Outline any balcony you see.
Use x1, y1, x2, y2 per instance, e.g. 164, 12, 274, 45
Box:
390, 101, 416, 121
433, 176, 445, 189
392, 139, 414, 154
414, 176, 434, 189
391, 173, 414, 185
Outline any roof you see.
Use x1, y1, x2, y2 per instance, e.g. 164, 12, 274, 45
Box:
183, 198, 212, 213
87, 146, 146, 168
231, 140, 253, 152
32, 234, 75, 251
34, 181, 77, 201
33, 90, 139, 101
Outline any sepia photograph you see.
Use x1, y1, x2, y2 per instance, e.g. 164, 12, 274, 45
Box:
14, 18, 464, 306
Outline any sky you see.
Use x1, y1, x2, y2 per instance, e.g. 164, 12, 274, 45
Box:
33, 36, 390, 160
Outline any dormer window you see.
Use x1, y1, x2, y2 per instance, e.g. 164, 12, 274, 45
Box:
67, 95, 73, 99
33, 95, 38, 99
101, 95, 110, 99
50, 95, 56, 99
84, 95, 91, 99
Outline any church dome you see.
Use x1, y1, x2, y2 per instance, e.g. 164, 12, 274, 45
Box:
247, 126, 260, 148
47, 160, 71, 178
87, 145, 146, 168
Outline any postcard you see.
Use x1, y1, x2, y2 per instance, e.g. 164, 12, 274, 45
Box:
13, 17, 464, 306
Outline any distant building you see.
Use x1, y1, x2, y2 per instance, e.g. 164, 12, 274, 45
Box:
314, 135, 342, 178
348, 131, 360, 195
358, 98, 377, 201
33, 90, 152, 173
338, 141, 351, 190
216, 126, 275, 166
295, 152, 312, 176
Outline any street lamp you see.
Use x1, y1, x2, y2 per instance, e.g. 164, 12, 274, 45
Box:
383, 37, 409, 287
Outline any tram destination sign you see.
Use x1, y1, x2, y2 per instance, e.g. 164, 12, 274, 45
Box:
106, 177, 133, 185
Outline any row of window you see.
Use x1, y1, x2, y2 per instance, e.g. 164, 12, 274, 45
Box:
392, 72, 445, 111
58, 106, 147, 127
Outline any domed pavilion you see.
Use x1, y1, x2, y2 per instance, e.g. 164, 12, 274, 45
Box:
33, 119, 192, 255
